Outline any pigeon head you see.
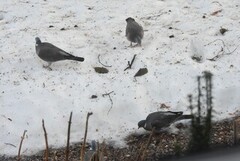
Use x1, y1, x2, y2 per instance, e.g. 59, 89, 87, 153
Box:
35, 37, 41, 44
138, 120, 146, 129
126, 17, 135, 23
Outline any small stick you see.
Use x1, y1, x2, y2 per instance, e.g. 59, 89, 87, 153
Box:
80, 112, 93, 161
42, 119, 49, 161
210, 9, 222, 16
102, 91, 114, 96
205, 39, 239, 61
4, 143, 16, 148
102, 91, 114, 115
205, 39, 228, 50
17, 130, 27, 161
124, 54, 137, 71
207, 47, 224, 61
208, 46, 239, 61
98, 54, 112, 67
65, 112, 73, 161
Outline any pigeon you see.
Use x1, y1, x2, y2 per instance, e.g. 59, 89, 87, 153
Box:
138, 111, 192, 132
125, 17, 144, 47
35, 37, 84, 68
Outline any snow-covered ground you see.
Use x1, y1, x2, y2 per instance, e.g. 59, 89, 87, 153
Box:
1, 0, 240, 156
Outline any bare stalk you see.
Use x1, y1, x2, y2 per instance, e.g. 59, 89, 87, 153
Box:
17, 130, 27, 161
124, 54, 137, 71
65, 111, 73, 161
42, 119, 49, 161
80, 112, 93, 161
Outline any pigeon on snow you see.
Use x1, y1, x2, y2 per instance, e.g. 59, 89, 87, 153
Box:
138, 111, 192, 132
125, 17, 144, 46
35, 37, 84, 68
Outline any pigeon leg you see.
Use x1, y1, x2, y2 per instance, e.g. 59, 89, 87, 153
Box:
133, 44, 139, 47
129, 42, 137, 48
129, 42, 133, 47
43, 62, 52, 70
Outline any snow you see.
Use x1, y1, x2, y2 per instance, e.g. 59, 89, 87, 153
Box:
1, 0, 240, 156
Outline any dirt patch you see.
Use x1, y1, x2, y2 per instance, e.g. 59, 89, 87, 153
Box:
1, 118, 236, 161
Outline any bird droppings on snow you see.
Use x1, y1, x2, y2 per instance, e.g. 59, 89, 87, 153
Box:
0, 0, 240, 156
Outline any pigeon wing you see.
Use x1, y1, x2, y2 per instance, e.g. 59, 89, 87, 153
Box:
38, 42, 72, 62
146, 111, 183, 130
42, 43, 71, 56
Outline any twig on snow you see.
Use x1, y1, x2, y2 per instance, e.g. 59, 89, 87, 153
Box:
98, 54, 112, 67
208, 46, 239, 61
4, 143, 16, 148
205, 39, 239, 61
102, 91, 114, 97
210, 9, 222, 16
102, 91, 114, 114
124, 54, 137, 71
42, 119, 49, 161
205, 39, 228, 49
17, 130, 27, 161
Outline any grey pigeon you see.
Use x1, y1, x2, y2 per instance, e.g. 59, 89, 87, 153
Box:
35, 37, 84, 68
125, 17, 144, 46
138, 111, 192, 132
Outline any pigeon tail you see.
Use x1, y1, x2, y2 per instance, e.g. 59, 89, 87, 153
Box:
65, 55, 84, 62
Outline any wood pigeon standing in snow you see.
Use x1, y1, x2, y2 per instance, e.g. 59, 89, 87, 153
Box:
138, 111, 192, 132
35, 37, 84, 68
125, 17, 144, 47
